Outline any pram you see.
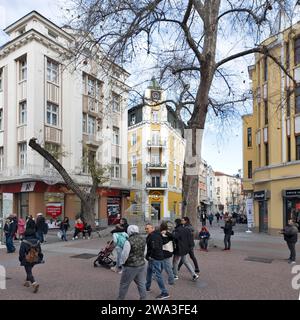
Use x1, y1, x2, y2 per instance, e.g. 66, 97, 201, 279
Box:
93, 240, 116, 268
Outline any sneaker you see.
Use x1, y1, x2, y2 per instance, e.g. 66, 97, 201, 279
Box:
192, 274, 199, 281
75, 236, 78, 239
31, 282, 39, 293
24, 281, 30, 287
118, 269, 123, 274
174, 275, 179, 280
156, 293, 170, 300
288, 260, 296, 264
88, 237, 90, 240
83, 237, 86, 239
72, 238, 75, 240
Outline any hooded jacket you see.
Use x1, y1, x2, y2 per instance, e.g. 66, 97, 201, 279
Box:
173, 224, 194, 256
146, 230, 164, 261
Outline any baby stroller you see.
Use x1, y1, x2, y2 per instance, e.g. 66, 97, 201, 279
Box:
93, 240, 116, 268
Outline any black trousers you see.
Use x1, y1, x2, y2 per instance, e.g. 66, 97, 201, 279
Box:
200, 239, 208, 249
178, 248, 199, 272
24, 265, 35, 283
287, 242, 296, 261
224, 234, 231, 249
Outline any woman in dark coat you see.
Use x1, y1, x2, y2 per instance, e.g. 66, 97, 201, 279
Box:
19, 228, 44, 293
60, 217, 70, 241
221, 216, 233, 251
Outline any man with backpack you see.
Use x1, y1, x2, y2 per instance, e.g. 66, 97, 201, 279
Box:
19, 228, 44, 293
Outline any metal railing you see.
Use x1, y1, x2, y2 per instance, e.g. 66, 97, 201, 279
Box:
146, 162, 167, 169
145, 182, 168, 189
147, 140, 167, 147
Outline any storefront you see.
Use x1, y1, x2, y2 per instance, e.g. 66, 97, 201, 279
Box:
253, 190, 270, 233
282, 189, 300, 227
45, 192, 64, 221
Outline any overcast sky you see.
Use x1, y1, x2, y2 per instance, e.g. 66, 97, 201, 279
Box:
0, 0, 253, 176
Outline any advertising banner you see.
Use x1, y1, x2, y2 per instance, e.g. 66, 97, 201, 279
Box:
246, 198, 254, 228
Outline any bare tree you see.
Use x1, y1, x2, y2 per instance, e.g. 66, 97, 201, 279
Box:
65, 0, 297, 226
29, 138, 109, 227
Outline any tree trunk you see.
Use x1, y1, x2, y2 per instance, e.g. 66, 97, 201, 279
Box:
81, 197, 96, 228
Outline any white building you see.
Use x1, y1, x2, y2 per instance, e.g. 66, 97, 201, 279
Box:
0, 11, 130, 224
214, 172, 242, 214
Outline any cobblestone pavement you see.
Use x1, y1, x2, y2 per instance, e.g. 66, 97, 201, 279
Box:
0, 222, 299, 300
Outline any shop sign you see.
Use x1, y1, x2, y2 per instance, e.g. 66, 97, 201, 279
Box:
121, 190, 130, 197
46, 203, 63, 218
284, 190, 300, 197
21, 182, 36, 192
253, 190, 269, 201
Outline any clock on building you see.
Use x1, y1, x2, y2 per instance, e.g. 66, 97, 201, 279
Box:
151, 90, 161, 101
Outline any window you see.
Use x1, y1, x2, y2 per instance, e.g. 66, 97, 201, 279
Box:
295, 38, 300, 66
264, 100, 268, 125
88, 78, 95, 96
88, 115, 96, 135
131, 133, 137, 146
0, 147, 3, 171
0, 68, 3, 91
82, 113, 87, 133
286, 41, 290, 70
44, 143, 60, 168
113, 126, 120, 145
296, 136, 300, 161
19, 101, 27, 125
295, 86, 300, 114
47, 59, 59, 84
287, 90, 291, 117
111, 158, 120, 179
112, 93, 120, 112
287, 136, 291, 162
19, 57, 27, 81
257, 102, 261, 127
265, 142, 269, 166
152, 111, 159, 122
151, 131, 160, 145
132, 173, 137, 185
247, 160, 252, 179
247, 127, 252, 147
47, 103, 58, 126
130, 114, 136, 125
132, 155, 137, 167
0, 108, 3, 130
18, 142, 27, 169
263, 57, 268, 82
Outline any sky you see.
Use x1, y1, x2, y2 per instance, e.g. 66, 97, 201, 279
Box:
0, 0, 253, 177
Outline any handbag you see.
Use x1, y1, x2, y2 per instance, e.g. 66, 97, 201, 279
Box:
57, 230, 63, 239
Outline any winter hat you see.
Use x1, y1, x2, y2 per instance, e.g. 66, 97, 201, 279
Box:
127, 225, 139, 236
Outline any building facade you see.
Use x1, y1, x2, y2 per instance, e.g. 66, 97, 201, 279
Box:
243, 15, 300, 234
127, 80, 185, 221
214, 172, 242, 214
206, 165, 217, 214
0, 11, 130, 224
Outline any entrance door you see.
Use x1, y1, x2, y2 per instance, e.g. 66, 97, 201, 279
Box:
151, 202, 161, 221
258, 201, 268, 232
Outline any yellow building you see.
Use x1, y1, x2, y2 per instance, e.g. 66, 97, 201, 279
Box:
243, 17, 300, 234
127, 79, 185, 220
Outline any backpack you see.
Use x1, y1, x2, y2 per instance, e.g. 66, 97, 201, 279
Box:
23, 240, 40, 264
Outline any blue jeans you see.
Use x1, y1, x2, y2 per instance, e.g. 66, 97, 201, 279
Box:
5, 234, 15, 253
162, 257, 174, 285
61, 229, 67, 241
115, 247, 123, 269
146, 259, 168, 295
36, 230, 44, 243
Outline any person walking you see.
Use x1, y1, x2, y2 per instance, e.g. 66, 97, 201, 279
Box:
60, 217, 70, 241
19, 228, 44, 293
215, 212, 221, 224
145, 223, 170, 300
111, 224, 128, 273
178, 217, 200, 274
160, 221, 175, 286
117, 225, 146, 300
173, 219, 199, 281
221, 215, 233, 251
35, 213, 46, 243
4, 216, 16, 253
208, 213, 214, 227
199, 226, 210, 251
200, 212, 207, 226
17, 217, 26, 242
280, 219, 298, 264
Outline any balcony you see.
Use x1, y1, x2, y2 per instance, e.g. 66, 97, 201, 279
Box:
147, 140, 166, 148
146, 162, 167, 170
145, 182, 168, 190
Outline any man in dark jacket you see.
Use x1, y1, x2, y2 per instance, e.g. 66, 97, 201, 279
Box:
35, 213, 46, 243
280, 220, 298, 264
4, 217, 16, 253
145, 223, 170, 300
221, 215, 233, 250
19, 228, 44, 293
178, 217, 199, 273
117, 225, 146, 300
172, 219, 199, 281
